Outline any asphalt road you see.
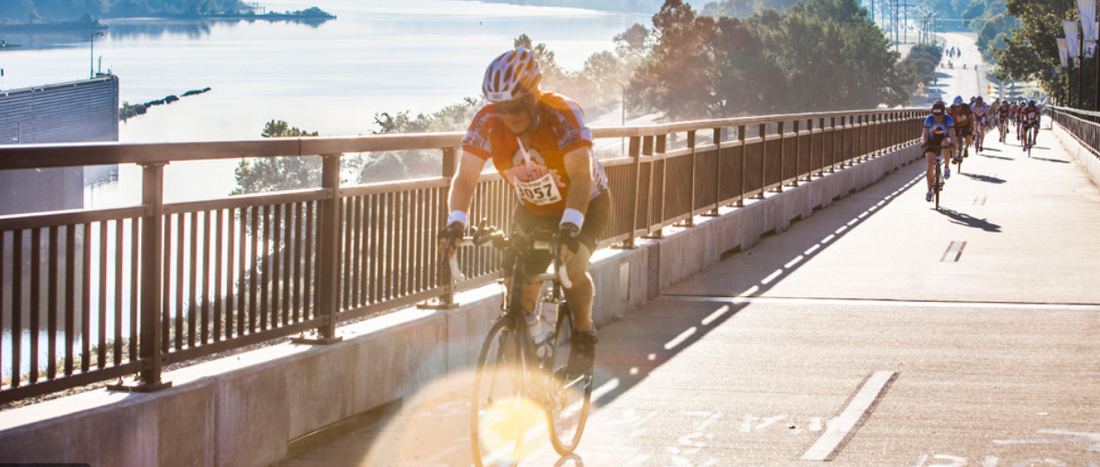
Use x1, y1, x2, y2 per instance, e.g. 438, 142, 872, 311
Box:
277, 38, 1100, 467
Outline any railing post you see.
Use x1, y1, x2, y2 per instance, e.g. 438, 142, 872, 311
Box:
775, 121, 785, 192
792, 120, 801, 186
817, 118, 826, 176
620, 136, 642, 249
857, 115, 866, 161
680, 130, 697, 227
756, 123, 766, 198
805, 119, 815, 181
828, 117, 837, 173
424, 147, 460, 308
736, 125, 746, 206
644, 134, 664, 239
704, 128, 722, 216
296, 154, 344, 344
110, 162, 171, 393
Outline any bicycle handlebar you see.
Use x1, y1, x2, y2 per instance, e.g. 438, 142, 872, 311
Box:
441, 222, 572, 289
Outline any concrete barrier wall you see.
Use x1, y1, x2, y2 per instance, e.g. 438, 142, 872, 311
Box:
0, 142, 923, 467
1052, 121, 1100, 188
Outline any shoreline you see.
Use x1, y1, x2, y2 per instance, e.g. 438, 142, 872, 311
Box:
0, 7, 335, 33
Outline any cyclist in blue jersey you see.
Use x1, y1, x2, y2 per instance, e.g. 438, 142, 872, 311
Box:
922, 101, 956, 202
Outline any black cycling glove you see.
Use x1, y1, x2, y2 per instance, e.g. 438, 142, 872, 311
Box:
438, 221, 465, 242
555, 222, 581, 254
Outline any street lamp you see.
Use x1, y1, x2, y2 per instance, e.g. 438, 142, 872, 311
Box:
89, 32, 104, 78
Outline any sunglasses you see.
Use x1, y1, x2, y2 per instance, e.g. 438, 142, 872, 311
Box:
495, 96, 534, 115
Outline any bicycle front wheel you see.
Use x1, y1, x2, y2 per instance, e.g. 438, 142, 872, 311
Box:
545, 304, 593, 455
934, 162, 942, 211
472, 319, 535, 467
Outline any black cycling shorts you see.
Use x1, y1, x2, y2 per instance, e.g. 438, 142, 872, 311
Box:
956, 124, 973, 137
505, 189, 612, 277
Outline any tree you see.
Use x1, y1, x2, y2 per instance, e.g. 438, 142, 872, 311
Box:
630, 0, 721, 120
231, 120, 321, 195
630, 0, 908, 119
994, 0, 1075, 100
701, 0, 801, 18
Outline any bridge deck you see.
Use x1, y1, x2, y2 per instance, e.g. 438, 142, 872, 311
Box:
276, 125, 1100, 467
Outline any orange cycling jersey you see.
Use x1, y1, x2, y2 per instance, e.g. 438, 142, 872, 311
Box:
462, 92, 609, 217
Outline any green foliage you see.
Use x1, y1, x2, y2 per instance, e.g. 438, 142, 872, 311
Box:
231, 120, 321, 195
898, 43, 942, 98
629, 0, 908, 119
360, 98, 484, 182
457, 0, 666, 14
700, 0, 801, 18
994, 0, 1075, 99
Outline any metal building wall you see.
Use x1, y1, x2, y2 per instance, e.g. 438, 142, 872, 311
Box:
0, 76, 120, 215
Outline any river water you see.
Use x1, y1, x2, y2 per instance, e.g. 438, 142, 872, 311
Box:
2, 0, 647, 204
1, 0, 647, 384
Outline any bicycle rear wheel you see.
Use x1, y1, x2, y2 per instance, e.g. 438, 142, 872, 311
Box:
472, 319, 534, 467
545, 304, 593, 455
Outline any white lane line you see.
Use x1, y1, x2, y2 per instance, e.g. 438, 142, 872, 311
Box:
800, 370, 896, 462
660, 294, 1100, 311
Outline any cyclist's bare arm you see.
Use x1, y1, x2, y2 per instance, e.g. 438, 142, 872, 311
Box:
561, 147, 594, 217
440, 151, 488, 257
448, 151, 488, 215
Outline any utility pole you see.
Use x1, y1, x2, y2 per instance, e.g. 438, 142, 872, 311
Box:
904, 1, 908, 45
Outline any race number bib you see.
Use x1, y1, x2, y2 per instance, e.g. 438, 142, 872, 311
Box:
514, 173, 563, 206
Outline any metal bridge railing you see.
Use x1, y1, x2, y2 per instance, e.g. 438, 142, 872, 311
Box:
0, 108, 923, 404
1052, 106, 1100, 159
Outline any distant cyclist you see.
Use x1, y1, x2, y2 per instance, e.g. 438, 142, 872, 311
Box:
949, 96, 973, 162
1022, 99, 1041, 151
997, 98, 1013, 142
922, 101, 956, 202
971, 96, 988, 153
1015, 100, 1026, 142
440, 46, 610, 377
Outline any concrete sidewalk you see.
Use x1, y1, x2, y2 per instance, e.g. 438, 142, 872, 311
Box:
277, 125, 1100, 467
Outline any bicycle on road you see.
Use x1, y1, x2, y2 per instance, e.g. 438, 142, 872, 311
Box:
444, 222, 594, 467
1023, 121, 1036, 158
923, 131, 949, 210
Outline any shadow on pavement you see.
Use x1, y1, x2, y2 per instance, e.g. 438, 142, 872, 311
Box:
591, 157, 928, 407
1032, 156, 1070, 164
980, 152, 1014, 161
937, 208, 1002, 232
963, 173, 1006, 184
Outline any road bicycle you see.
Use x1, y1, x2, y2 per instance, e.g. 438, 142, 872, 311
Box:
1023, 121, 1037, 158
923, 135, 947, 210
444, 222, 594, 467
953, 133, 965, 176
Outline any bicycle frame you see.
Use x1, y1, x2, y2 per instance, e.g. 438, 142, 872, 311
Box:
450, 225, 570, 399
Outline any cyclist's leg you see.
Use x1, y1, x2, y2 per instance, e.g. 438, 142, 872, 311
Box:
925, 150, 936, 196
508, 205, 557, 315
562, 190, 611, 334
